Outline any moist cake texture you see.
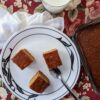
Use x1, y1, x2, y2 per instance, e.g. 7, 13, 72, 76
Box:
77, 23, 100, 88
12, 49, 35, 70
29, 71, 49, 93
43, 49, 62, 69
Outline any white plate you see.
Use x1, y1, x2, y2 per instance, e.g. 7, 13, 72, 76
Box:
0, 25, 80, 100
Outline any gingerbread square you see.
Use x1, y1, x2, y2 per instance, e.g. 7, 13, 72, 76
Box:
12, 49, 35, 70
29, 71, 49, 93
43, 49, 62, 69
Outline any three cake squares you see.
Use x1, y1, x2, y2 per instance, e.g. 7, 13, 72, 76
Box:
12, 48, 62, 93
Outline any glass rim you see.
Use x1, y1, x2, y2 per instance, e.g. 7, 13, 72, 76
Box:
42, 0, 71, 7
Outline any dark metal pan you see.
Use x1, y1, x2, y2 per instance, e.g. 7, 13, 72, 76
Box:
71, 17, 100, 94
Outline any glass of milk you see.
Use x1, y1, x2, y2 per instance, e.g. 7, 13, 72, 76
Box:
42, 0, 71, 13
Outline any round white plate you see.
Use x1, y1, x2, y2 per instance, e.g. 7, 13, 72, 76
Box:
0, 25, 80, 100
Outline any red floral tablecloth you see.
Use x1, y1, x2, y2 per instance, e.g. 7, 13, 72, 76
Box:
0, 0, 100, 100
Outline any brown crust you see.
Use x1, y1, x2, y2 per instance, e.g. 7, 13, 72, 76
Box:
12, 49, 35, 70
77, 23, 100, 88
43, 49, 62, 69
29, 71, 49, 93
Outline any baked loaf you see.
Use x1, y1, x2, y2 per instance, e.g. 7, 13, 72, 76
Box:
12, 49, 35, 70
29, 71, 49, 93
77, 23, 100, 88
43, 49, 62, 69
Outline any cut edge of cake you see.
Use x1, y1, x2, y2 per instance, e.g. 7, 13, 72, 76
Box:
43, 48, 62, 69
12, 49, 35, 70
29, 71, 50, 93
22, 49, 35, 62
29, 71, 49, 86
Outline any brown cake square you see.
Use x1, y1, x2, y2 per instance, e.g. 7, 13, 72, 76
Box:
29, 71, 49, 93
43, 49, 62, 69
12, 49, 35, 70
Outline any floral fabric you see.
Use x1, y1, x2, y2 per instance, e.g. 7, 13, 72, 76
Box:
0, 0, 100, 100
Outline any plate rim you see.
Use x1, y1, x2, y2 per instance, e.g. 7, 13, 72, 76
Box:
0, 25, 80, 100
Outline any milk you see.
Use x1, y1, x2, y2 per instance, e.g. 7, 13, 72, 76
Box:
42, 0, 71, 13
44, 0, 70, 6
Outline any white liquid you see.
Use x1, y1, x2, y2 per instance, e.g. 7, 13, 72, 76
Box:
44, 0, 70, 6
